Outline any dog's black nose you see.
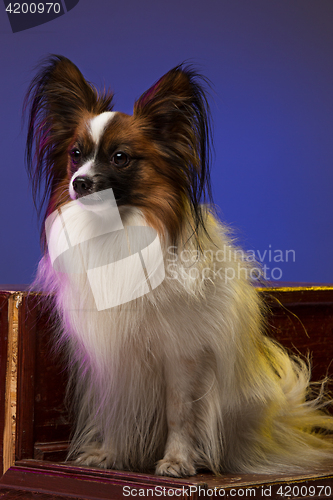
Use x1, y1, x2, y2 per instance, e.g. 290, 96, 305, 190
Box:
72, 176, 93, 197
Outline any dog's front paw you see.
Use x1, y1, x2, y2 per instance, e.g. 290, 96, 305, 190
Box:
75, 445, 109, 468
74, 443, 122, 470
155, 458, 196, 478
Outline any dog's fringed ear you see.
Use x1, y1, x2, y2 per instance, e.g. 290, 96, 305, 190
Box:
134, 65, 209, 140
134, 65, 213, 235
24, 55, 113, 218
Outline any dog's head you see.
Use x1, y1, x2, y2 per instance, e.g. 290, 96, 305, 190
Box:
25, 56, 212, 244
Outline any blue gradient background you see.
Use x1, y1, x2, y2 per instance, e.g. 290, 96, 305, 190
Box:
0, 0, 332, 284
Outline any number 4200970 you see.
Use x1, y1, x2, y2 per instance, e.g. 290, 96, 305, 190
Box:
5, 3, 61, 14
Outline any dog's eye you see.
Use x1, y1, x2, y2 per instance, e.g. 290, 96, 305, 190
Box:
111, 152, 130, 167
70, 148, 82, 165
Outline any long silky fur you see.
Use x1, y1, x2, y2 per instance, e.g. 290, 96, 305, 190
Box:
27, 56, 333, 476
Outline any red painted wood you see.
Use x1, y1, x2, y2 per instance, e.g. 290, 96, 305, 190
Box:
0, 292, 10, 477
1, 460, 333, 499
0, 489, 82, 499
2, 284, 333, 498
15, 295, 38, 461
262, 286, 333, 389
0, 460, 205, 499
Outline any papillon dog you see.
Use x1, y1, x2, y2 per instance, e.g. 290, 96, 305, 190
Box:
25, 55, 333, 477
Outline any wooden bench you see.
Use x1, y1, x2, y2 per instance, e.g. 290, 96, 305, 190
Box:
1, 284, 333, 499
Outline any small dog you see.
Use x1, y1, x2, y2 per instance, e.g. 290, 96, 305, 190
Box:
26, 55, 333, 477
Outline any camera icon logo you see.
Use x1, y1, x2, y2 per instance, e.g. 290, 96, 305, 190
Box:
45, 188, 165, 310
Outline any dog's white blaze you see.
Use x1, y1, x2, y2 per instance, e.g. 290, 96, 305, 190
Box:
69, 161, 94, 200
89, 111, 116, 145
